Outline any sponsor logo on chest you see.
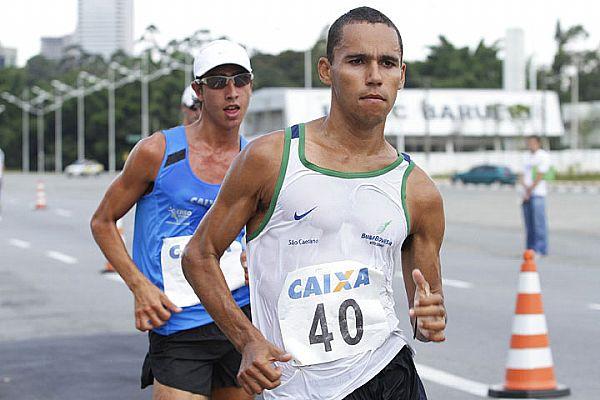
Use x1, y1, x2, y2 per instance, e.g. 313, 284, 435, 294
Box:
166, 206, 192, 226
361, 220, 394, 247
189, 196, 214, 207
288, 268, 370, 299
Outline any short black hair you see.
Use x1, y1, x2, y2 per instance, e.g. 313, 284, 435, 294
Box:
327, 7, 403, 62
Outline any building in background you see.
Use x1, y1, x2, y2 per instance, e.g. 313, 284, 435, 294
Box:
76, 0, 134, 58
562, 101, 600, 149
41, 34, 75, 61
503, 28, 526, 91
0, 42, 17, 68
242, 88, 564, 152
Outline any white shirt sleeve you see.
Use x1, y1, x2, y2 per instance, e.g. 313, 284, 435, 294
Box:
536, 150, 550, 174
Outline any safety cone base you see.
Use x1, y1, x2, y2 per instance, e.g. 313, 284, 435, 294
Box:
489, 383, 570, 398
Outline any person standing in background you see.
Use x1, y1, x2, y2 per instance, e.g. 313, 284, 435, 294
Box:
521, 135, 551, 256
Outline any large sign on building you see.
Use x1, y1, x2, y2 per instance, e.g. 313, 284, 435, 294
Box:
244, 88, 564, 138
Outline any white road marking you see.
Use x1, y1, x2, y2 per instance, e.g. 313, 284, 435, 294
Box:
54, 208, 73, 217
9, 238, 31, 249
442, 278, 473, 289
416, 363, 489, 397
46, 251, 78, 265
588, 303, 600, 311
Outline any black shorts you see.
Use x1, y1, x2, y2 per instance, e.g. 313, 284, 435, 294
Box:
344, 346, 427, 400
141, 305, 251, 396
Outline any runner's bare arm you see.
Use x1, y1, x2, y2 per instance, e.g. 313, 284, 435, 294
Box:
90, 132, 181, 331
401, 166, 446, 342
182, 131, 292, 395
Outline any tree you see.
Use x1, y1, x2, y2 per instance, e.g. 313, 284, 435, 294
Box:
405, 36, 501, 88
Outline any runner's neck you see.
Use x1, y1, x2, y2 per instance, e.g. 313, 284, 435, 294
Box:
312, 114, 393, 158
187, 118, 241, 150
318, 107, 388, 156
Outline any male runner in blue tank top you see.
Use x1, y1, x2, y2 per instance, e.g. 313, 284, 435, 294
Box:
91, 40, 255, 400
182, 8, 446, 400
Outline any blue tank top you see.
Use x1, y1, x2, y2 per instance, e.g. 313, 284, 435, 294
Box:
132, 125, 250, 335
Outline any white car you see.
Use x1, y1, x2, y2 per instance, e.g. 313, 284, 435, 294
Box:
64, 159, 104, 177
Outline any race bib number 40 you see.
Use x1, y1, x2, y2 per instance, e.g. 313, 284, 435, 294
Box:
277, 260, 391, 366
161, 236, 245, 308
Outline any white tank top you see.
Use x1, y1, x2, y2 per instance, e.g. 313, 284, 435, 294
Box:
246, 123, 415, 400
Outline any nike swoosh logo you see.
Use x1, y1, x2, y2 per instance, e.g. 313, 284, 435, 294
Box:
294, 206, 317, 220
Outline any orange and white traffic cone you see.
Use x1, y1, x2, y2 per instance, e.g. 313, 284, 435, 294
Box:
489, 250, 570, 398
35, 181, 47, 210
101, 219, 125, 274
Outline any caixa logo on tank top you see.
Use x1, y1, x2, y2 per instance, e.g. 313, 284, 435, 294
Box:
288, 267, 370, 299
166, 206, 192, 226
360, 220, 394, 247
189, 196, 214, 207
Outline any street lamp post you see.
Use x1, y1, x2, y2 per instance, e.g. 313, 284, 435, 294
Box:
75, 71, 105, 161
50, 81, 66, 173
422, 77, 432, 165
570, 68, 579, 150
107, 62, 140, 172
141, 52, 150, 138
77, 73, 86, 160
31, 87, 51, 173
107, 65, 118, 173
304, 49, 312, 88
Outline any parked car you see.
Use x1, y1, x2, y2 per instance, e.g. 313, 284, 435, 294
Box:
451, 165, 517, 185
64, 159, 104, 177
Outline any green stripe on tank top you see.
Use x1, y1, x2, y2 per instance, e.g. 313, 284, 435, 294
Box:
298, 123, 404, 178
401, 161, 415, 235
246, 128, 292, 242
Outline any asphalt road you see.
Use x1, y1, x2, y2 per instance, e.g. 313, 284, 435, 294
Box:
0, 172, 598, 400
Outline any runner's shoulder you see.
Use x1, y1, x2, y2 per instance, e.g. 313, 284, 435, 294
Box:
238, 130, 285, 170
407, 165, 442, 211
128, 131, 166, 168
121, 131, 166, 182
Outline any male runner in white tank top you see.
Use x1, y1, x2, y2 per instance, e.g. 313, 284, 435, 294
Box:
183, 7, 446, 399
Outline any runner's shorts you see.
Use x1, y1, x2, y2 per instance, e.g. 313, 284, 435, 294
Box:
344, 345, 427, 400
141, 305, 251, 396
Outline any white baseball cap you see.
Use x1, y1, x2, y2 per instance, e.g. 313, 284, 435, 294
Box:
181, 86, 198, 108
193, 39, 252, 78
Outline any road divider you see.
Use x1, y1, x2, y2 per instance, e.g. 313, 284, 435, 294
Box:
489, 250, 570, 398
35, 181, 47, 210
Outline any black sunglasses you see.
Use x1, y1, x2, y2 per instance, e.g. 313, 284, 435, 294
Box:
195, 72, 253, 90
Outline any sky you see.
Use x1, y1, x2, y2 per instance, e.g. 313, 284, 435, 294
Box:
0, 0, 598, 67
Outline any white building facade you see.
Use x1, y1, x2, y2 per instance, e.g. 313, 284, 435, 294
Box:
242, 88, 564, 153
0, 41, 17, 68
76, 0, 134, 58
41, 35, 75, 61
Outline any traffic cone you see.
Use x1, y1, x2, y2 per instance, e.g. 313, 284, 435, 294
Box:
35, 181, 47, 210
489, 250, 570, 398
101, 219, 125, 274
